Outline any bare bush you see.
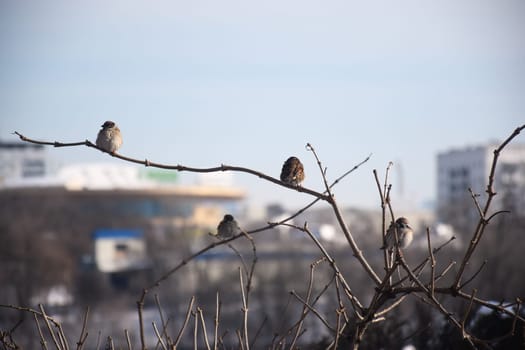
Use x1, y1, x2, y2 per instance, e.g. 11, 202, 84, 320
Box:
1, 125, 524, 349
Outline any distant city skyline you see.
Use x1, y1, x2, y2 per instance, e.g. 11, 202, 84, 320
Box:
1, 0, 524, 210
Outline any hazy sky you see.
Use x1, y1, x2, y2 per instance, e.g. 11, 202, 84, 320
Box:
1, 0, 524, 210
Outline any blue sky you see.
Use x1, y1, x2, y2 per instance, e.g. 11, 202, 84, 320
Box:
1, 0, 524, 210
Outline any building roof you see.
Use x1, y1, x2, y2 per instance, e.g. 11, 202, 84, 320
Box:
1, 163, 246, 200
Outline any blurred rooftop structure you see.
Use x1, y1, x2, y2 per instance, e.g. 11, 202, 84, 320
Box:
437, 142, 525, 229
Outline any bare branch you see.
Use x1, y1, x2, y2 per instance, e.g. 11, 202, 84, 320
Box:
214, 291, 220, 350
174, 296, 196, 349
95, 331, 102, 350
239, 229, 258, 306
434, 260, 457, 283
249, 316, 267, 350
193, 311, 198, 350
373, 169, 390, 273
154, 294, 170, 349
152, 322, 168, 350
486, 210, 511, 223
306, 142, 332, 196
332, 153, 372, 186
235, 329, 245, 350
426, 228, 436, 298
290, 258, 322, 348
307, 144, 381, 285
459, 260, 488, 290
34, 313, 48, 350
13, 132, 330, 200
197, 307, 211, 350
454, 124, 525, 289
276, 272, 336, 346
277, 221, 364, 317
39, 304, 63, 350
290, 290, 336, 333
468, 188, 485, 220
75, 307, 90, 350
124, 329, 133, 350
461, 289, 477, 339
238, 268, 250, 350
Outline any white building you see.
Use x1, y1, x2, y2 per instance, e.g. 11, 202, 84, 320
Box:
0, 141, 49, 182
437, 142, 525, 224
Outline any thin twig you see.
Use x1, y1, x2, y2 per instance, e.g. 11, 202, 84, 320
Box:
124, 329, 133, 350
154, 294, 170, 349
396, 254, 478, 348
373, 169, 390, 275
461, 289, 478, 338
214, 291, 220, 350
307, 143, 382, 285
39, 304, 63, 350
240, 229, 258, 306
426, 228, 436, 298
468, 188, 484, 219
152, 322, 168, 350
459, 260, 488, 290
76, 307, 90, 350
249, 316, 267, 349
453, 125, 525, 289
289, 290, 335, 333
279, 221, 363, 318
390, 236, 457, 288
276, 273, 336, 346
174, 296, 196, 349
193, 311, 198, 350
238, 268, 250, 350
306, 142, 332, 194
333, 278, 346, 349
236, 329, 246, 350
290, 258, 321, 348
197, 307, 212, 350
34, 313, 48, 350
57, 323, 70, 350
434, 260, 457, 283
95, 331, 101, 350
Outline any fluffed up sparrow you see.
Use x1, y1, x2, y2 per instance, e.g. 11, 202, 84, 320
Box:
217, 214, 241, 239
96, 121, 122, 154
280, 156, 305, 186
381, 217, 414, 250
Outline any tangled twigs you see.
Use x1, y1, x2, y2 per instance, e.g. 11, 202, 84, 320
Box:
307, 143, 381, 285
10, 125, 525, 349
453, 124, 525, 290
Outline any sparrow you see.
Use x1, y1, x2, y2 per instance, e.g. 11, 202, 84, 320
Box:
96, 121, 122, 154
217, 214, 241, 239
280, 156, 305, 186
381, 217, 414, 250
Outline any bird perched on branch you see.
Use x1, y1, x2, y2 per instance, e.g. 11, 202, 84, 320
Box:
96, 121, 122, 154
280, 156, 305, 186
217, 214, 241, 239
381, 217, 414, 250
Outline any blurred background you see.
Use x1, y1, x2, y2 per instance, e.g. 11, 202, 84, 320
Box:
1, 0, 524, 348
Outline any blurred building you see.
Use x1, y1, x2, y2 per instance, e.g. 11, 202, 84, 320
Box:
0, 141, 49, 181
1, 162, 245, 228
0, 161, 245, 299
436, 142, 525, 228
93, 228, 148, 273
